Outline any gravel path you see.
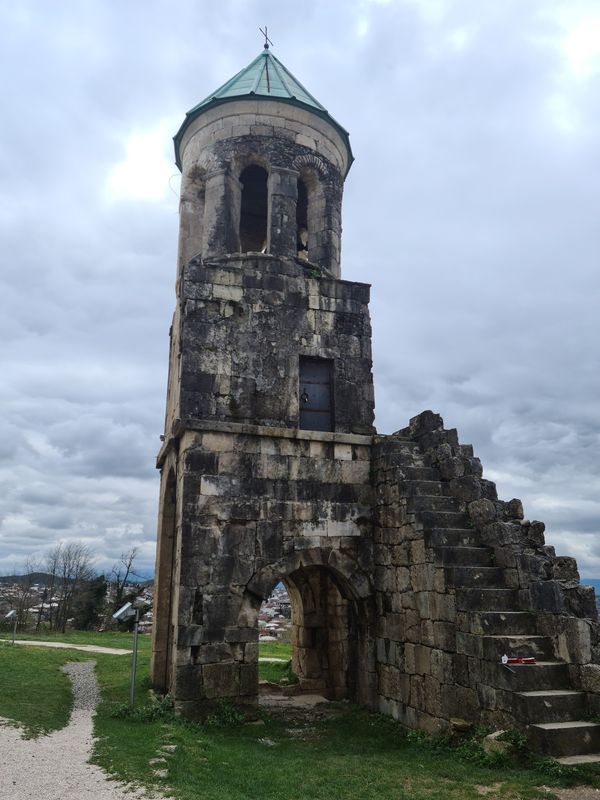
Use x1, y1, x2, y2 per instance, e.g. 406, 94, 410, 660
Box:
0, 660, 165, 800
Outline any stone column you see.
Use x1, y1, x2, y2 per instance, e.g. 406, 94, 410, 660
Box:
203, 169, 241, 258
269, 167, 299, 257
177, 171, 205, 276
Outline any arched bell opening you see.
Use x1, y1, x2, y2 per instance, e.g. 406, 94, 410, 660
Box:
296, 169, 327, 266
296, 178, 309, 259
239, 165, 269, 253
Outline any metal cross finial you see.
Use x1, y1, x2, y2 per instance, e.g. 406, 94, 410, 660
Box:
259, 26, 273, 50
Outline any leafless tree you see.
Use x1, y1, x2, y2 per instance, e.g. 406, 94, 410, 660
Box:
110, 547, 139, 610
44, 542, 95, 632
13, 557, 40, 631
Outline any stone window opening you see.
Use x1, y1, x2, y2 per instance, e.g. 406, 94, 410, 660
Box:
299, 357, 334, 432
296, 178, 309, 260
239, 165, 269, 253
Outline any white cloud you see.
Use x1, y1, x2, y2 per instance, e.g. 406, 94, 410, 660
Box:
104, 120, 180, 203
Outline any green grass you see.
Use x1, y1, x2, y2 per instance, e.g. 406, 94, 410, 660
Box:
2, 632, 600, 799
258, 659, 296, 684
0, 641, 79, 735
258, 641, 291, 660
258, 640, 293, 683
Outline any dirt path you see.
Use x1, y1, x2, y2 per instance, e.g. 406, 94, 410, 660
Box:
0, 661, 163, 800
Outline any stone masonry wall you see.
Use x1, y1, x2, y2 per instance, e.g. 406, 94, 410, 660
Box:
165, 423, 376, 717
165, 254, 375, 437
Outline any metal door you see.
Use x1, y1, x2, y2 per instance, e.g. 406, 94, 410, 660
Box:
299, 358, 333, 432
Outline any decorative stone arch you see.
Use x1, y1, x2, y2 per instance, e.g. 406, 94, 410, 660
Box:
240, 547, 376, 706
292, 153, 328, 177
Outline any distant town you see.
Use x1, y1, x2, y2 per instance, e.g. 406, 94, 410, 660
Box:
0, 572, 292, 640
258, 583, 291, 642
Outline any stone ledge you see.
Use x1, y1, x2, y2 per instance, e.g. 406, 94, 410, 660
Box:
157, 419, 373, 465
193, 253, 372, 290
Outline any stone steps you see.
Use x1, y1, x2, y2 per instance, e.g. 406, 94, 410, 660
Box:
396, 466, 439, 481
482, 634, 555, 661
445, 565, 509, 588
528, 721, 600, 757
426, 528, 480, 547
483, 661, 571, 692
556, 753, 600, 765
476, 611, 537, 636
435, 547, 494, 567
457, 633, 555, 661
456, 588, 519, 611
515, 690, 586, 724
390, 446, 594, 762
408, 495, 458, 512
398, 480, 445, 497
420, 510, 470, 529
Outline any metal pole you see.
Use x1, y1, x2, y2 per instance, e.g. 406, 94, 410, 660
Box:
12, 614, 17, 645
130, 608, 140, 707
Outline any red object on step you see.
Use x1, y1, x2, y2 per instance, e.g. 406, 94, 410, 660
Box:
502, 656, 536, 665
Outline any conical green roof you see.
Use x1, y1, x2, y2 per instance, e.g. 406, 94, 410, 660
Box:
174, 49, 353, 173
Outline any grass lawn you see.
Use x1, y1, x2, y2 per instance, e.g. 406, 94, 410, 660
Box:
0, 641, 78, 735
258, 641, 292, 660
2, 632, 600, 799
258, 640, 294, 684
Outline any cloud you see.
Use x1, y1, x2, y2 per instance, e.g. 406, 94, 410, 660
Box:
0, 0, 599, 579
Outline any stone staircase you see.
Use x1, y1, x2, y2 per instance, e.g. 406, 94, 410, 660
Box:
396, 443, 600, 763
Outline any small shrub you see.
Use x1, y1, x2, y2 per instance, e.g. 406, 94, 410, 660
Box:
497, 729, 528, 755
405, 728, 429, 745
454, 736, 488, 765
205, 700, 245, 727
110, 694, 174, 723
535, 757, 572, 779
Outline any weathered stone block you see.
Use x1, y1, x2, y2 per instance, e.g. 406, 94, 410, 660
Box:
580, 664, 600, 693
449, 476, 481, 501
203, 662, 240, 698
556, 618, 592, 664
468, 499, 496, 528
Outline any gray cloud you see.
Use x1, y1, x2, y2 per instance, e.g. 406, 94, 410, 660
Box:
1, 0, 599, 576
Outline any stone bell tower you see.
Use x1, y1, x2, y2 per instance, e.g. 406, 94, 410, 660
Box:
152, 46, 600, 759
151, 46, 377, 716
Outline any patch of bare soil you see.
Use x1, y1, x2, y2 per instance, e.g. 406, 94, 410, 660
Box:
475, 784, 503, 796
543, 788, 600, 799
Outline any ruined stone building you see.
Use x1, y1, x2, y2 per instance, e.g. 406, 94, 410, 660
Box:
151, 46, 600, 761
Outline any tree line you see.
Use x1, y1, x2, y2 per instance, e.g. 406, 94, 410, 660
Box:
0, 544, 141, 633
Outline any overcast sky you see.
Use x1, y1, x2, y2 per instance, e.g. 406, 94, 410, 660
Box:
0, 0, 599, 579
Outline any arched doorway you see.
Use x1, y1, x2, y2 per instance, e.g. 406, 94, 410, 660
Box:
249, 560, 375, 706
285, 566, 357, 700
